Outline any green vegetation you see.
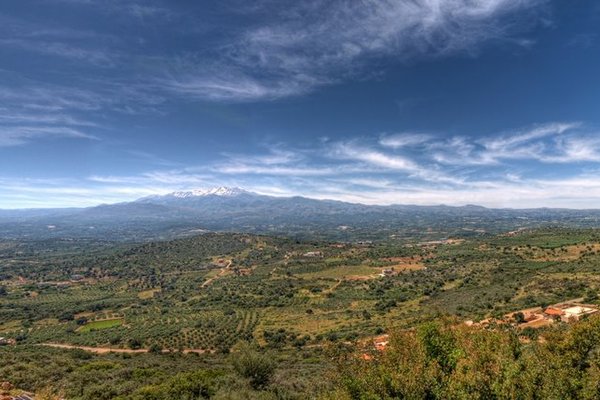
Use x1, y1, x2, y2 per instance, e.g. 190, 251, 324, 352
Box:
78, 319, 124, 333
232, 344, 277, 390
329, 315, 600, 399
0, 345, 328, 399
2, 228, 600, 398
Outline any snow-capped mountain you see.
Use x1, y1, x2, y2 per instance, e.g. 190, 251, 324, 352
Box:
6, 185, 600, 242
169, 187, 249, 198
138, 186, 251, 202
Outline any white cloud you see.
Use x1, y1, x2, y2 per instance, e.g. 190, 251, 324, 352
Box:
5, 120, 600, 208
0, 72, 166, 146
430, 122, 587, 165
212, 146, 343, 176
224, 148, 301, 166
535, 135, 600, 163
430, 136, 484, 165
0, 38, 115, 66
167, 0, 548, 101
348, 146, 414, 171
379, 133, 433, 149
481, 122, 578, 152
214, 164, 335, 176
332, 141, 464, 184
0, 112, 95, 127
332, 141, 418, 171
49, 0, 176, 19
0, 0, 551, 110
0, 84, 108, 146
0, 126, 97, 146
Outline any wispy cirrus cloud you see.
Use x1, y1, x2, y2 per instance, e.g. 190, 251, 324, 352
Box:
430, 122, 590, 165
481, 122, 577, 154
0, 0, 552, 113
379, 133, 433, 149
50, 0, 176, 19
536, 135, 600, 163
0, 126, 97, 147
0, 68, 165, 146
332, 141, 419, 171
165, 0, 549, 101
134, 122, 600, 197
0, 84, 101, 146
0, 12, 119, 66
0, 110, 97, 127
212, 147, 336, 176
331, 140, 464, 184
0, 80, 159, 114
0, 38, 115, 66
5, 120, 600, 208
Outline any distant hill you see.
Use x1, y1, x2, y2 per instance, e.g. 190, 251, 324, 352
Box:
2, 186, 600, 241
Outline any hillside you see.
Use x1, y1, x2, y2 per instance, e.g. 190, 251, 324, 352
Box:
2, 228, 600, 398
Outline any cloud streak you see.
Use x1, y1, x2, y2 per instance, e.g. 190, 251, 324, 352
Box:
3, 120, 600, 207
166, 0, 549, 101
429, 122, 589, 165
0, 126, 97, 147
0, 83, 103, 146
379, 133, 433, 149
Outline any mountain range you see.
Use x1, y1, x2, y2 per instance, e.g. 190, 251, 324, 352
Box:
2, 187, 600, 241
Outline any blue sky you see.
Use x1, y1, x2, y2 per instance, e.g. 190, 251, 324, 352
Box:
1, 0, 600, 208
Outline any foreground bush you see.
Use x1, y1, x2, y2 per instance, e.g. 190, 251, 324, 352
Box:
329, 316, 600, 400
126, 370, 222, 400
232, 344, 277, 390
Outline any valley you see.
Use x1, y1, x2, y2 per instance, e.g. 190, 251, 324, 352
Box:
3, 228, 600, 398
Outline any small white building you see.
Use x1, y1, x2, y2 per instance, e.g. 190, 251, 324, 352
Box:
563, 306, 598, 322
302, 251, 323, 257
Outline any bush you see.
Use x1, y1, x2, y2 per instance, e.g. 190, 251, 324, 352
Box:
514, 312, 526, 324
231, 344, 276, 390
130, 370, 220, 400
331, 316, 600, 399
148, 343, 163, 354
128, 338, 143, 350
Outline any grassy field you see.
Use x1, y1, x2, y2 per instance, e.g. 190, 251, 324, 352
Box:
77, 318, 124, 332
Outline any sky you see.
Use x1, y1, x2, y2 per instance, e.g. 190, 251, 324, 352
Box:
1, 0, 600, 209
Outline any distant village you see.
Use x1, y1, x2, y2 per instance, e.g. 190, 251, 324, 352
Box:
361, 298, 600, 359
467, 299, 600, 329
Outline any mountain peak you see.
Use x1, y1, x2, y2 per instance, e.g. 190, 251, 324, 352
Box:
169, 186, 249, 198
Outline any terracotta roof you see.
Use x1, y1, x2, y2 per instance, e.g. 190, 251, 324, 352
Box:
544, 307, 564, 316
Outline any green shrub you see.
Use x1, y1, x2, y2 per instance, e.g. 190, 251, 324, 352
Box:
231, 344, 276, 390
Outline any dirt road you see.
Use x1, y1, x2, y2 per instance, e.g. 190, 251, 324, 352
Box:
201, 260, 232, 287
39, 343, 210, 354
